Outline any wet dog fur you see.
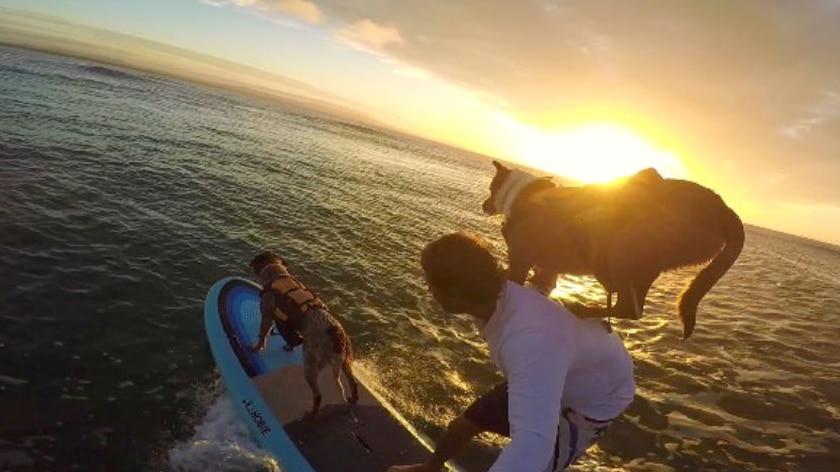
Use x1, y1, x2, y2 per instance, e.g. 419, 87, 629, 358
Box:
250, 252, 359, 416
482, 161, 744, 339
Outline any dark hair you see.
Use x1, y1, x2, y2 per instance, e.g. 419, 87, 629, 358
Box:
421, 232, 504, 305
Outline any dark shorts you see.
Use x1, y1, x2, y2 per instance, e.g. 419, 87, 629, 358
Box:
463, 381, 511, 437
463, 381, 617, 470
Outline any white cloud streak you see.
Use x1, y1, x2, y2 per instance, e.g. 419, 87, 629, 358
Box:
781, 200, 840, 214
334, 19, 403, 54
202, 0, 323, 24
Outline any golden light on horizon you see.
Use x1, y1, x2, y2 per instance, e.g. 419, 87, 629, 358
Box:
508, 121, 688, 184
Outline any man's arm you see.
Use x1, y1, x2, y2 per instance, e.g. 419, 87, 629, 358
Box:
387, 415, 482, 472
489, 332, 574, 472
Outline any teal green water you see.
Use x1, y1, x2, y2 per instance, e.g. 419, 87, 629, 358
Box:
1, 46, 839, 472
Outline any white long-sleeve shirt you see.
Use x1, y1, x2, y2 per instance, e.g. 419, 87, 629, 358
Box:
482, 282, 635, 472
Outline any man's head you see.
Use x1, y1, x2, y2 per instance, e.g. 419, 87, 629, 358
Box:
250, 251, 286, 276
421, 232, 505, 315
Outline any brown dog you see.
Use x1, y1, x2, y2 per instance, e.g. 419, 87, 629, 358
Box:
482, 161, 744, 339
250, 252, 359, 416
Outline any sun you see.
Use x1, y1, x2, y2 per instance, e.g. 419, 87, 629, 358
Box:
514, 123, 687, 183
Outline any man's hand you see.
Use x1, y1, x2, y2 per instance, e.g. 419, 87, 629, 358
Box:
560, 299, 586, 317
387, 464, 444, 472
562, 299, 606, 319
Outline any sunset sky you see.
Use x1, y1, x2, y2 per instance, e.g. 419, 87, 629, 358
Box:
1, 0, 840, 244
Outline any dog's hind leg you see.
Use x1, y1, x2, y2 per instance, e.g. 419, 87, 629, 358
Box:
612, 273, 658, 320
331, 361, 347, 402
341, 359, 360, 404
304, 363, 322, 417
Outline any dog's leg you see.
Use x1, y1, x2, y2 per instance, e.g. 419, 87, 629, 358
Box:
341, 359, 360, 404
530, 267, 558, 296
612, 273, 658, 320
506, 243, 533, 286
566, 273, 657, 321
331, 361, 347, 401
304, 363, 322, 418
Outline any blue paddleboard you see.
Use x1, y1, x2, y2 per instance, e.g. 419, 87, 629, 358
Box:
204, 277, 461, 472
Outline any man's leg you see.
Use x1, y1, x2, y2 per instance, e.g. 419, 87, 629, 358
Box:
554, 409, 615, 470
388, 382, 510, 472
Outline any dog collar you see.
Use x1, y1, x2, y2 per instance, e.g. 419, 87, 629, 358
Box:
494, 169, 539, 218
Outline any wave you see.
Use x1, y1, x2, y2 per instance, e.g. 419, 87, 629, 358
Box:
77, 63, 151, 83
166, 381, 279, 472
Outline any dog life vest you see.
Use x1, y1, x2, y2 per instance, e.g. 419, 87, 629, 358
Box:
261, 274, 326, 328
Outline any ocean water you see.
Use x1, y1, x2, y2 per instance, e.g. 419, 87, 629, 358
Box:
1, 45, 839, 472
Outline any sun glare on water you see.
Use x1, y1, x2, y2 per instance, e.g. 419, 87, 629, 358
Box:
514, 123, 687, 184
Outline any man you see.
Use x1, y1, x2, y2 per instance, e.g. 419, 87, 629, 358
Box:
389, 232, 635, 472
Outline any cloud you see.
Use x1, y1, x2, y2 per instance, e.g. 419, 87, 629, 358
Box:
779, 91, 840, 139
388, 61, 431, 80
274, 0, 322, 24
304, 0, 840, 148
202, 1, 840, 159
202, 0, 323, 24
780, 200, 840, 214
335, 19, 403, 54
764, 172, 789, 185
202, 0, 261, 7
201, 0, 840, 135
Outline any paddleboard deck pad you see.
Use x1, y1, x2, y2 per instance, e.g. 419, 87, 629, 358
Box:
204, 277, 457, 472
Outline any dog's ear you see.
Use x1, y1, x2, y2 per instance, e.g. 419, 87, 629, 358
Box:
492, 160, 506, 171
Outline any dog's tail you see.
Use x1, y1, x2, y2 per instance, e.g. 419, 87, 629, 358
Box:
677, 206, 745, 339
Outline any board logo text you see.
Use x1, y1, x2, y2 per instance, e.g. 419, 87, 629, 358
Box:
242, 399, 272, 436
